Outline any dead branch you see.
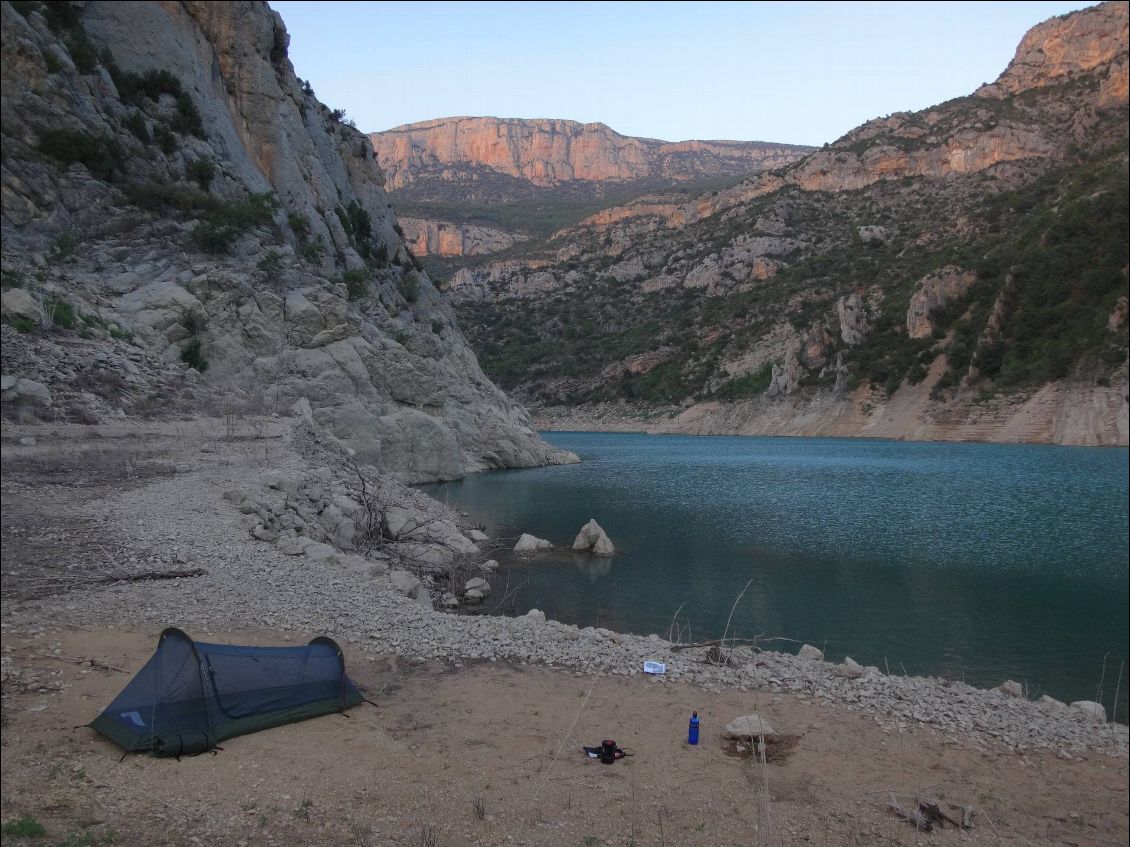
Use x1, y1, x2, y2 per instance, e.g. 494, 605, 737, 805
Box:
887, 793, 933, 831
670, 637, 762, 652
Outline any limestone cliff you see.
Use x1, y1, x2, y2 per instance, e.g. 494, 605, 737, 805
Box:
400, 217, 527, 258
370, 117, 811, 191
0, 0, 574, 480
449, 2, 1129, 447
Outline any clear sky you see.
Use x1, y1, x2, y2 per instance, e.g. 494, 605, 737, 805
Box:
270, 1, 1098, 147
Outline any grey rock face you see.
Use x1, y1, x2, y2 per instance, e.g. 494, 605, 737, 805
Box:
0, 1, 572, 481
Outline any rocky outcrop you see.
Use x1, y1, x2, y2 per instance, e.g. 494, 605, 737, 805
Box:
977, 1, 1129, 99
906, 267, 977, 338
0, 1, 575, 481
571, 519, 614, 556
370, 117, 812, 190
836, 294, 871, 346
400, 217, 527, 257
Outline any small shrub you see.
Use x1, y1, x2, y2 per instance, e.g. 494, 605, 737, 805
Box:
42, 0, 81, 33
122, 110, 150, 143
270, 24, 288, 65
65, 28, 99, 74
10, 1, 39, 18
186, 157, 215, 190
38, 129, 124, 182
397, 271, 420, 303
153, 124, 176, 154
300, 240, 324, 264
180, 337, 208, 372
1, 269, 25, 290
44, 294, 76, 329
430, 318, 444, 334
43, 50, 64, 74
169, 93, 204, 137
2, 814, 47, 838
287, 212, 309, 239
189, 220, 236, 253
7, 316, 38, 334
342, 268, 371, 300
50, 232, 76, 258
180, 308, 208, 336
257, 249, 284, 284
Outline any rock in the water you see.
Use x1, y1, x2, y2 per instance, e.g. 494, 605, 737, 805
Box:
571, 518, 615, 556
998, 680, 1025, 698
797, 644, 824, 662
463, 589, 485, 604
1069, 700, 1107, 722
723, 713, 777, 740
464, 577, 491, 597
514, 533, 553, 553
833, 657, 865, 679
480, 559, 499, 573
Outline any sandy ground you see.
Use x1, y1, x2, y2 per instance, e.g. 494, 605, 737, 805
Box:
1, 627, 1127, 847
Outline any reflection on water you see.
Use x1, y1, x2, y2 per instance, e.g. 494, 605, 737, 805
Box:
574, 553, 613, 580
426, 432, 1129, 719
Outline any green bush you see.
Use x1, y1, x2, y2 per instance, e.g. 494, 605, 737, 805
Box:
38, 129, 124, 182
6, 316, 38, 334
153, 124, 176, 154
43, 294, 76, 329
287, 212, 309, 240
189, 220, 236, 253
186, 157, 215, 189
180, 337, 208, 372
42, 0, 81, 32
122, 110, 150, 143
257, 249, 284, 284
341, 268, 371, 300
300, 240, 324, 264
715, 363, 773, 399
2, 814, 47, 838
65, 27, 99, 73
111, 68, 205, 138
43, 50, 64, 74
397, 271, 420, 303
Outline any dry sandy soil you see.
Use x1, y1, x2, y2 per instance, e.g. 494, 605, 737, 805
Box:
1, 627, 1127, 847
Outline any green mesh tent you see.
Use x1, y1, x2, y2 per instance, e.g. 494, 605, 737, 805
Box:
89, 628, 364, 756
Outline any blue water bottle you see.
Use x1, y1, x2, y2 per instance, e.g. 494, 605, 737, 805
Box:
688, 711, 700, 745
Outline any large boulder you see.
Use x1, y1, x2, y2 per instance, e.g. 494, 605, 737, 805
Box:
998, 679, 1024, 698
797, 644, 824, 662
833, 657, 865, 679
1069, 700, 1107, 722
0, 288, 40, 323
571, 519, 614, 556
514, 533, 553, 554
464, 577, 491, 597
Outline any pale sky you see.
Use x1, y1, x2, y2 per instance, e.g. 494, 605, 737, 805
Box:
271, 1, 1098, 147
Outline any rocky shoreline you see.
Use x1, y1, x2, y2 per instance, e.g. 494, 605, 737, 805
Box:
2, 416, 1125, 761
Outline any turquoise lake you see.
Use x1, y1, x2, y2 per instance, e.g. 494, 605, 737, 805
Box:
425, 432, 1129, 719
